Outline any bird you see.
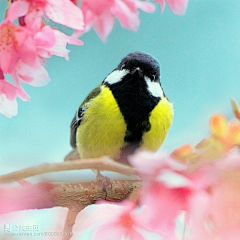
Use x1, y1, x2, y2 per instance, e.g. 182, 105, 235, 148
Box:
69, 52, 173, 164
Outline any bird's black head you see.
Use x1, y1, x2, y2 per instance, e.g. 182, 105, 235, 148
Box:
117, 51, 160, 82
103, 51, 164, 99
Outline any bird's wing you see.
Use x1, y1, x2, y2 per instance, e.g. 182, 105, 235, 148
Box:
70, 85, 101, 148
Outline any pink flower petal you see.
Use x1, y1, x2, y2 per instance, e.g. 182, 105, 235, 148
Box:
92, 11, 114, 42
34, 26, 56, 49
166, 0, 188, 15
112, 0, 140, 31
0, 78, 23, 117
0, 48, 19, 74
95, 224, 126, 240
96, 223, 146, 240
128, 228, 146, 240
61, 31, 84, 46
74, 204, 122, 235
16, 35, 38, 67
155, 0, 166, 13
67, 35, 84, 46
24, 10, 43, 30
135, 0, 156, 13
15, 60, 50, 87
139, 183, 188, 235
215, 152, 240, 170
47, 30, 70, 60
0, 93, 18, 118
16, 87, 29, 101
6, 1, 29, 22
187, 191, 212, 240
34, 27, 82, 60
82, 0, 114, 16
129, 151, 186, 177
0, 78, 17, 101
74, 201, 144, 239
80, 6, 96, 33
210, 175, 240, 238
0, 23, 20, 73
43, 30, 83, 60
46, 0, 84, 30
11, 72, 30, 101
156, 169, 192, 188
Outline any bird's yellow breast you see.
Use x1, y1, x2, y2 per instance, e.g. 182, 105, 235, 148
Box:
141, 98, 173, 150
76, 86, 173, 159
76, 86, 127, 159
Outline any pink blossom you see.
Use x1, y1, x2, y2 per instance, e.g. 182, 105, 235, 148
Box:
185, 153, 240, 239
202, 152, 240, 240
0, 21, 50, 86
41, 29, 83, 60
155, 0, 188, 15
130, 151, 187, 177
0, 76, 28, 118
0, 0, 83, 117
0, 18, 83, 96
186, 188, 212, 240
0, 91, 18, 118
129, 152, 190, 236
129, 151, 217, 238
81, 0, 155, 41
210, 176, 240, 240
0, 23, 21, 74
74, 201, 153, 240
7, 0, 84, 31
14, 60, 50, 87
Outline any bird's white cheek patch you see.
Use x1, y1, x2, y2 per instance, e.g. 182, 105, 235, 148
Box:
145, 77, 164, 98
104, 69, 129, 85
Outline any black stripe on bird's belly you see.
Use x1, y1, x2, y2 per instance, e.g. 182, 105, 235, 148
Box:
106, 72, 160, 145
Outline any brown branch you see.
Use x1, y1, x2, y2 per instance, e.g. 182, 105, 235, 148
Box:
0, 155, 140, 240
0, 157, 137, 183
0, 177, 140, 215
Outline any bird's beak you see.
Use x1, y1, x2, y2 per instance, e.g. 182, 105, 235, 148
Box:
131, 67, 143, 77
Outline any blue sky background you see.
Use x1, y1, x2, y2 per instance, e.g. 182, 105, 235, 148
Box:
1, 0, 240, 174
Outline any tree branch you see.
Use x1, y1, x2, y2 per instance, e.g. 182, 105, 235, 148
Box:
0, 157, 140, 215
0, 178, 140, 214
62, 208, 84, 240
0, 157, 137, 183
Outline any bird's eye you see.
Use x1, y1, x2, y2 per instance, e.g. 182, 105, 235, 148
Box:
120, 64, 125, 70
150, 74, 156, 81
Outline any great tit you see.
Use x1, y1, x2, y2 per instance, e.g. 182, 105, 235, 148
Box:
69, 52, 173, 163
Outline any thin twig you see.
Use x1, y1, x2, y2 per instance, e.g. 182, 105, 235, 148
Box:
0, 157, 137, 183
62, 208, 83, 240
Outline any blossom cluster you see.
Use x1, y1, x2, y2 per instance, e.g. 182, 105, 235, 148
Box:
0, 0, 84, 117
0, 0, 188, 118
73, 100, 240, 240
76, 0, 188, 41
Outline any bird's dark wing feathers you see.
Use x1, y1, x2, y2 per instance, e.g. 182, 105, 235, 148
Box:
70, 86, 102, 149
70, 105, 85, 148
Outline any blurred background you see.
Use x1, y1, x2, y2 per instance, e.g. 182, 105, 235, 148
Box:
1, 0, 240, 174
